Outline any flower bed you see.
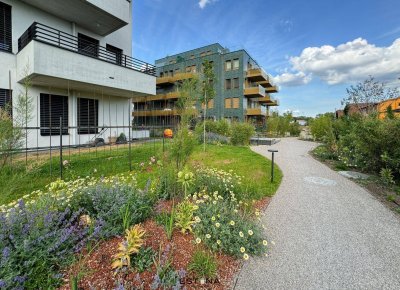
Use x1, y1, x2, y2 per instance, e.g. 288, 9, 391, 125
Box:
0, 161, 274, 289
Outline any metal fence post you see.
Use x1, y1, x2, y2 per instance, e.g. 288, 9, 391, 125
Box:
60, 116, 63, 180
268, 149, 278, 182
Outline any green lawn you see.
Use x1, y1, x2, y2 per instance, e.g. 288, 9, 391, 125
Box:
191, 144, 282, 200
0, 142, 282, 205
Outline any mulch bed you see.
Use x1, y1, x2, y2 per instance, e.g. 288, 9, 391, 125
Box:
60, 200, 242, 289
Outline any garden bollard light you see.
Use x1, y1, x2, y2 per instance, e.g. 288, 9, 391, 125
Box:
268, 149, 278, 182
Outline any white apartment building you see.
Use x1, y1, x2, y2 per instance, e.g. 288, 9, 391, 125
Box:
0, 0, 156, 149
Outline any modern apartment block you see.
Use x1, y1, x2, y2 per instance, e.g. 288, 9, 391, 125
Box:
132, 43, 278, 128
0, 0, 155, 148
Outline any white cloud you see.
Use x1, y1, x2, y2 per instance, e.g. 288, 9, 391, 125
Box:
275, 37, 400, 86
198, 0, 217, 9
273, 71, 311, 86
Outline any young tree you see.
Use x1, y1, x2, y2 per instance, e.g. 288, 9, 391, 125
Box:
342, 75, 398, 114
0, 66, 33, 168
199, 60, 216, 151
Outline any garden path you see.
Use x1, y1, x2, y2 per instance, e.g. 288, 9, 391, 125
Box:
235, 138, 400, 290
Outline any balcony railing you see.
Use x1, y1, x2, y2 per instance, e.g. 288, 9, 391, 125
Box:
18, 22, 156, 76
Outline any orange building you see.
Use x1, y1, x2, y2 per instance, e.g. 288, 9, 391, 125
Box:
377, 97, 400, 119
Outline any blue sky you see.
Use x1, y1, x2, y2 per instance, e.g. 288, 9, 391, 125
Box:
132, 0, 400, 116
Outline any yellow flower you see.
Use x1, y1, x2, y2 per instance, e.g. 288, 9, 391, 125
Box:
248, 230, 253, 236
239, 231, 244, 237
194, 216, 201, 223
211, 216, 216, 221
240, 247, 246, 253
206, 234, 211, 239
216, 240, 221, 245
229, 220, 235, 226
255, 211, 260, 216
196, 238, 202, 244
243, 254, 249, 260
215, 223, 220, 228
263, 240, 268, 246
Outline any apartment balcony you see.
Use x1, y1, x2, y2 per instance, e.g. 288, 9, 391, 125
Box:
244, 85, 265, 98
20, 0, 130, 36
17, 23, 156, 98
246, 107, 267, 116
265, 85, 279, 93
132, 109, 179, 117
134, 91, 181, 103
156, 72, 195, 87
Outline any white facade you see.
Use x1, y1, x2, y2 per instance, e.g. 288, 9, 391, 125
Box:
0, 0, 156, 148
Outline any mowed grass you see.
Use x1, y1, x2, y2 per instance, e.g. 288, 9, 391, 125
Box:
0, 142, 282, 205
190, 144, 282, 200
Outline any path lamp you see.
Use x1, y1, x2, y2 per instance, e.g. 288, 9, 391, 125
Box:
268, 149, 278, 183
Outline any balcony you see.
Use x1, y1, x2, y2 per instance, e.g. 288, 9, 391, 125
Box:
17, 23, 156, 98
246, 107, 267, 116
20, 0, 130, 36
156, 72, 196, 87
173, 72, 196, 81
265, 86, 279, 93
132, 109, 179, 117
244, 85, 265, 98
134, 91, 181, 103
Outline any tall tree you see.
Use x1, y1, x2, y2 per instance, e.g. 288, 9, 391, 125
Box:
342, 75, 398, 114
199, 60, 216, 151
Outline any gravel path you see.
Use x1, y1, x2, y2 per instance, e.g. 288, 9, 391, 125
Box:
235, 138, 400, 290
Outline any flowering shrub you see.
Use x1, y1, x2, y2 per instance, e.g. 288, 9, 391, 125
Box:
193, 167, 246, 200
0, 200, 102, 289
192, 191, 268, 259
175, 200, 197, 234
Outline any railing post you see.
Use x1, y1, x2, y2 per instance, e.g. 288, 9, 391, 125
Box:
60, 116, 63, 180
268, 149, 278, 183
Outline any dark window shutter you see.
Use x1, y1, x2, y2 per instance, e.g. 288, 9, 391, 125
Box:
0, 88, 12, 116
40, 94, 69, 136
0, 1, 12, 53
77, 98, 98, 135
78, 33, 99, 57
106, 44, 123, 65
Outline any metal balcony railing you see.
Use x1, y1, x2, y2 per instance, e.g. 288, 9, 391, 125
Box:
18, 22, 156, 76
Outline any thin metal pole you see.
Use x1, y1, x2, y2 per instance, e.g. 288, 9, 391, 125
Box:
128, 98, 132, 171
271, 152, 275, 183
59, 116, 63, 179
162, 119, 165, 153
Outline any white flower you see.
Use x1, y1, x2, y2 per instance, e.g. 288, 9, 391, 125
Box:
240, 247, 246, 253
263, 240, 268, 246
206, 234, 211, 239
243, 254, 249, 260
196, 238, 202, 244
239, 231, 244, 237
248, 230, 253, 236
215, 223, 220, 228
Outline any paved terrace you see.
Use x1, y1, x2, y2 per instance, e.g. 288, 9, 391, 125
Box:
235, 138, 400, 290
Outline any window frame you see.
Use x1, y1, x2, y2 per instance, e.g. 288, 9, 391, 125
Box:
77, 97, 99, 135
225, 60, 232, 71
106, 44, 123, 65
225, 79, 232, 90
40, 93, 69, 136
0, 1, 12, 53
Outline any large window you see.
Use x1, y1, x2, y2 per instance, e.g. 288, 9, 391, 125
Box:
0, 88, 12, 115
225, 60, 232, 71
233, 59, 239, 70
78, 33, 99, 57
0, 1, 12, 53
40, 94, 69, 136
78, 98, 98, 135
233, 78, 239, 89
106, 44, 123, 65
225, 79, 232, 90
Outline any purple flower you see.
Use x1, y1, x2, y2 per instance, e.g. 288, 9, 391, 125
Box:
0, 279, 6, 287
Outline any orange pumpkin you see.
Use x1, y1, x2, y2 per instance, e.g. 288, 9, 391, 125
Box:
164, 129, 173, 138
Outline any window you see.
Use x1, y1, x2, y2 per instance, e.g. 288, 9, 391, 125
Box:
233, 78, 239, 89
225, 79, 232, 90
233, 59, 239, 70
106, 44, 123, 65
78, 98, 99, 135
190, 55, 195, 59
78, 33, 99, 57
232, 97, 240, 109
225, 60, 232, 71
200, 52, 207, 57
160, 72, 164, 77
186, 66, 191, 73
0, 88, 12, 115
40, 94, 69, 136
206, 50, 212, 55
0, 2, 12, 53
170, 70, 174, 76
225, 98, 232, 109
208, 99, 214, 109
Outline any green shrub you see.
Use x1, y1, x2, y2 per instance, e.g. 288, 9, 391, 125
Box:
131, 247, 156, 273
192, 192, 268, 259
188, 250, 218, 279
169, 127, 196, 170
155, 165, 179, 200
230, 122, 255, 146
155, 210, 175, 240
